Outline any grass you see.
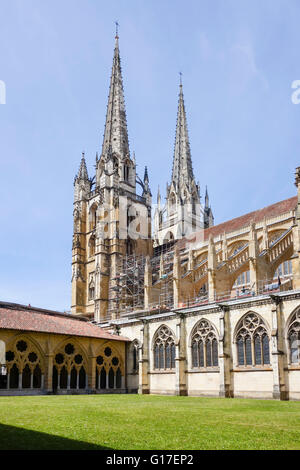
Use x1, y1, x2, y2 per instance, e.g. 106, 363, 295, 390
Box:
0, 394, 300, 450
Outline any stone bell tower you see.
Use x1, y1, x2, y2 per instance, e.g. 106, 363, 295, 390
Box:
71, 32, 152, 321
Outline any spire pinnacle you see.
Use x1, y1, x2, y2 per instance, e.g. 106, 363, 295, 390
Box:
171, 80, 195, 192
101, 33, 130, 160
115, 21, 119, 38
76, 152, 89, 181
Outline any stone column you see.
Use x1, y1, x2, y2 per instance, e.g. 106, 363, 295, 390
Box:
175, 314, 187, 396
270, 295, 288, 400
88, 356, 96, 391
138, 320, 150, 394
44, 354, 53, 392
218, 305, 232, 398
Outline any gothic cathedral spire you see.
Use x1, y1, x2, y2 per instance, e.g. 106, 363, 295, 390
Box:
171, 82, 196, 196
101, 32, 130, 160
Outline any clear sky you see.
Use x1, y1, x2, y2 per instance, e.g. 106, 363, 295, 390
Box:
0, 0, 299, 311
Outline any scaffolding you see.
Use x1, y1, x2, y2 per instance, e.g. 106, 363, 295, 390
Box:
107, 253, 146, 318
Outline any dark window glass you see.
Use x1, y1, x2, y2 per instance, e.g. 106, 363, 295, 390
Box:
159, 344, 164, 369
212, 339, 218, 366
192, 342, 198, 368
262, 334, 270, 365
199, 341, 204, 367
206, 341, 212, 367
245, 337, 252, 365
254, 336, 262, 365
165, 344, 171, 369
237, 338, 244, 365
171, 344, 176, 369
154, 345, 159, 369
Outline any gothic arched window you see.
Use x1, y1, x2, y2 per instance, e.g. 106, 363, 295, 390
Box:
191, 319, 219, 368
235, 313, 270, 367
287, 309, 300, 364
153, 325, 175, 370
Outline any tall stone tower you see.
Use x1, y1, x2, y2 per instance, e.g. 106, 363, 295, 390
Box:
71, 33, 152, 321
154, 81, 213, 246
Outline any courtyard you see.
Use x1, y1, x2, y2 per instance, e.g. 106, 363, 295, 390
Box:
0, 394, 299, 450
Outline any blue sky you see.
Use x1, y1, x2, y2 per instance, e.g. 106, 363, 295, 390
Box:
0, 0, 299, 311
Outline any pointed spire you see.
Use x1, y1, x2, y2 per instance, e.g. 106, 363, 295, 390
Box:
144, 166, 149, 183
76, 152, 89, 181
205, 186, 209, 208
142, 166, 152, 197
157, 185, 161, 206
171, 80, 195, 192
101, 31, 130, 159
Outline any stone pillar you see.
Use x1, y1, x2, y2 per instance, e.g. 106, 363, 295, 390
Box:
218, 305, 233, 398
30, 372, 33, 389
88, 356, 96, 391
175, 314, 187, 396
138, 320, 150, 394
144, 256, 152, 310
67, 373, 71, 390
44, 354, 53, 392
270, 295, 288, 400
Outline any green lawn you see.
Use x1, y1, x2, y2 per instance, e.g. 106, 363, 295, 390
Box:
0, 394, 300, 450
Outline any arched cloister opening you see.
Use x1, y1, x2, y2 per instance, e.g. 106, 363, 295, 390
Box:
52, 341, 87, 392
95, 345, 124, 391
3, 337, 45, 391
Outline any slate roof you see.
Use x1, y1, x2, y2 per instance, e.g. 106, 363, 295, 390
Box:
0, 302, 130, 342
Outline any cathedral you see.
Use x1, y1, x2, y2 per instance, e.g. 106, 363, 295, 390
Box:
1, 33, 300, 399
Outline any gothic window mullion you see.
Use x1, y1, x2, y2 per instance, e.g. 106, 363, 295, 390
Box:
203, 339, 207, 368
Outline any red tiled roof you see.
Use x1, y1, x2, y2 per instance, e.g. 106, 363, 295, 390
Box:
178, 196, 297, 248
0, 302, 130, 342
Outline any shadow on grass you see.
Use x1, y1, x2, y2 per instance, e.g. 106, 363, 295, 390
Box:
0, 423, 112, 450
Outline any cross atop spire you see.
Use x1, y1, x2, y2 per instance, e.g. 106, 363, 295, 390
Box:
101, 33, 130, 160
